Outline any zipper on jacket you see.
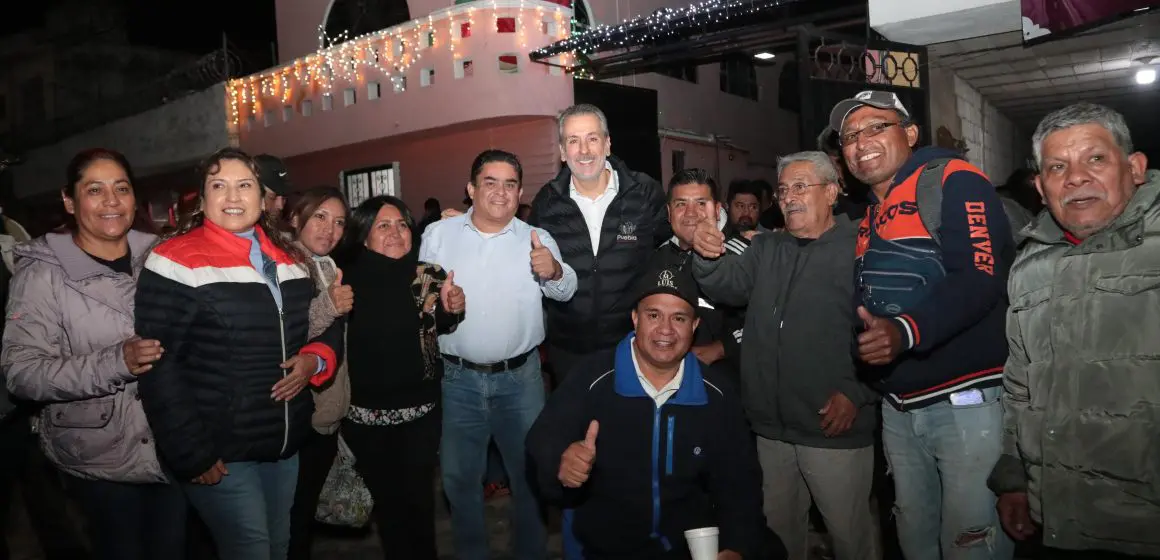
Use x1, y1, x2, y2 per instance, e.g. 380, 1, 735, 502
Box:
278, 307, 290, 456
665, 415, 675, 476
649, 404, 672, 551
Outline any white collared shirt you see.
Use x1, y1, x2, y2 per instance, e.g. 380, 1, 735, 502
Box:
631, 338, 685, 407
569, 161, 619, 256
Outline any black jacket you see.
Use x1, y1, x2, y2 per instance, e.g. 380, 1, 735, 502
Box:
526, 335, 764, 559
528, 156, 670, 353
135, 222, 343, 479
693, 219, 879, 449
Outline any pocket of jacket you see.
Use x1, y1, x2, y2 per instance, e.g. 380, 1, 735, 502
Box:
1093, 273, 1160, 296
50, 399, 115, 429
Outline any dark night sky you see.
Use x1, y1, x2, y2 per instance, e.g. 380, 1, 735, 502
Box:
0, 0, 278, 60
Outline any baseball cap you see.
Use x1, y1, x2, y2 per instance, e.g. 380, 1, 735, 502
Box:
254, 154, 291, 196
828, 90, 911, 133
634, 266, 699, 311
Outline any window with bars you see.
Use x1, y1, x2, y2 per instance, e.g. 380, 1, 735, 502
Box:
342, 163, 401, 208
720, 56, 759, 101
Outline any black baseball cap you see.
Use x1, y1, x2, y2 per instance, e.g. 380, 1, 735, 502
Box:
254, 154, 291, 196
634, 266, 699, 311
829, 90, 912, 133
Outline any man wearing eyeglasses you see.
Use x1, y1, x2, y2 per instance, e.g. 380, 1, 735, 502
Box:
691, 152, 879, 560
835, 90, 1016, 559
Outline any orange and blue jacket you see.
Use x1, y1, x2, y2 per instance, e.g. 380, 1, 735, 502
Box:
855, 147, 1014, 410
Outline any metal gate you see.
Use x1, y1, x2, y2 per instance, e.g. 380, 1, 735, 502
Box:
794, 26, 931, 152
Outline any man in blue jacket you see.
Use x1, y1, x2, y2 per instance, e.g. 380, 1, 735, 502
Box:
526, 266, 766, 560
834, 90, 1015, 559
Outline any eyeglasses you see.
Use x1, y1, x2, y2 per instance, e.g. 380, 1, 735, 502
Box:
775, 182, 826, 200
839, 121, 904, 147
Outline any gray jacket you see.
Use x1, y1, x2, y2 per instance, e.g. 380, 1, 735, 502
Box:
1, 231, 166, 483
693, 219, 878, 449
989, 171, 1160, 556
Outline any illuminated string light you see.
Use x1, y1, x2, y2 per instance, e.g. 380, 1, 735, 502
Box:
227, 0, 573, 126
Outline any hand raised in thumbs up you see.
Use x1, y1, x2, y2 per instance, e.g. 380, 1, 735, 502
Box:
856, 306, 904, 365
440, 271, 466, 314
530, 230, 562, 281
692, 200, 726, 259
327, 268, 354, 315
559, 420, 599, 488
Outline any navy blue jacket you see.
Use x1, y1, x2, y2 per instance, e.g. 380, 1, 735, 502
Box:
526, 335, 764, 559
855, 147, 1013, 409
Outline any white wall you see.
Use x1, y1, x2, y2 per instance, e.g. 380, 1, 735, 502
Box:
871, 0, 1020, 45
954, 75, 1030, 184
11, 83, 230, 198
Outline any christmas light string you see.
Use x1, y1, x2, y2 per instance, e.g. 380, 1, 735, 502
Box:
227, 0, 573, 127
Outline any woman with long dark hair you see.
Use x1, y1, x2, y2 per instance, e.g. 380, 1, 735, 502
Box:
2, 148, 186, 560
134, 147, 343, 560
337, 195, 464, 559
284, 186, 353, 560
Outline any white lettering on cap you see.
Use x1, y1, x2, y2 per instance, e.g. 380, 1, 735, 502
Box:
657, 269, 676, 289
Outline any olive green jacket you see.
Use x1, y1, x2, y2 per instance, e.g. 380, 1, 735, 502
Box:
989, 170, 1160, 556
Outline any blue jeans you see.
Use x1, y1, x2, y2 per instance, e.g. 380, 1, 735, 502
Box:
441, 355, 547, 560
184, 455, 299, 560
881, 386, 1014, 560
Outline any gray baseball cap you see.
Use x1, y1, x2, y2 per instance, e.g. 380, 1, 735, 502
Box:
829, 90, 911, 133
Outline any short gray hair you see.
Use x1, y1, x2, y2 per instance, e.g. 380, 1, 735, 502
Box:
777, 151, 841, 185
1032, 103, 1134, 169
558, 104, 609, 144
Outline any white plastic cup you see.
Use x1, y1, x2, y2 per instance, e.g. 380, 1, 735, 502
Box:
684, 526, 720, 560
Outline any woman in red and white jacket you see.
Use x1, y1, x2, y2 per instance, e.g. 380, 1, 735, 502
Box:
135, 147, 342, 560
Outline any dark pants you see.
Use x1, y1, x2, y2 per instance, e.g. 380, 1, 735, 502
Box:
343, 409, 441, 560
1040, 548, 1159, 560
0, 414, 90, 560
66, 473, 188, 560
547, 344, 614, 391
287, 430, 339, 560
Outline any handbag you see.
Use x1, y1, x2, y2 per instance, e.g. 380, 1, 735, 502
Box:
314, 435, 374, 528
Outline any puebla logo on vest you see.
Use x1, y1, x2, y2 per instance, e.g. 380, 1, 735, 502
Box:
617, 221, 638, 243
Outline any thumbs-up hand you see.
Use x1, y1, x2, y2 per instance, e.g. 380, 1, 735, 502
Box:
327, 268, 354, 315
530, 230, 562, 281
692, 201, 726, 259
856, 306, 903, 365
559, 420, 599, 488
440, 271, 466, 314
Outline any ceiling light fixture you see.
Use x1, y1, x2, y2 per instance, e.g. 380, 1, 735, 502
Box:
754, 52, 775, 60
1136, 67, 1157, 85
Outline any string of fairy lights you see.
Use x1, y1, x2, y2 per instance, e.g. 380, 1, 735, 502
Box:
227, 0, 573, 127
531, 0, 805, 59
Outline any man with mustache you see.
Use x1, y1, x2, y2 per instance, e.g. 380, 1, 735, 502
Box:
988, 103, 1160, 559
646, 169, 747, 379
725, 180, 763, 240
835, 90, 1016, 559
692, 152, 879, 560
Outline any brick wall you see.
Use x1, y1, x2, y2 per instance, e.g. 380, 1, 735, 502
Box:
954, 75, 1031, 185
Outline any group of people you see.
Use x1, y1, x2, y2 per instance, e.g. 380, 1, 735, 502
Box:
0, 93, 1157, 560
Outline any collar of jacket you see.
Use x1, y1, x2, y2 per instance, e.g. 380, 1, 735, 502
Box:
547, 155, 638, 198
612, 334, 708, 406
1024, 169, 1160, 249
202, 219, 295, 264
46, 229, 157, 282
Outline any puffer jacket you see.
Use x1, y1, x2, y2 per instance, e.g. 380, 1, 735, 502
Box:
305, 253, 349, 435
988, 170, 1160, 556
2, 230, 166, 483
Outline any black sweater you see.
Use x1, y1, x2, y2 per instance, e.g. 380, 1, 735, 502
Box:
526, 335, 764, 559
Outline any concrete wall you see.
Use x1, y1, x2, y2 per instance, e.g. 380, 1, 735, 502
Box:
954, 75, 1030, 185
11, 83, 230, 198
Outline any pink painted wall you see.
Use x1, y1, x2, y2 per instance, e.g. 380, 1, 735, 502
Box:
659, 137, 749, 192
284, 117, 561, 212
242, 4, 574, 159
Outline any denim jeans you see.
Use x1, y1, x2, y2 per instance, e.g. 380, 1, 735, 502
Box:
441, 355, 547, 560
881, 385, 1014, 560
184, 455, 299, 560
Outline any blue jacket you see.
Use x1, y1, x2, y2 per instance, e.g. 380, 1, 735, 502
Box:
526, 335, 764, 559
855, 147, 1014, 409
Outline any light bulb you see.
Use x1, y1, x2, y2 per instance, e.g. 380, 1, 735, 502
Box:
1136, 68, 1156, 85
